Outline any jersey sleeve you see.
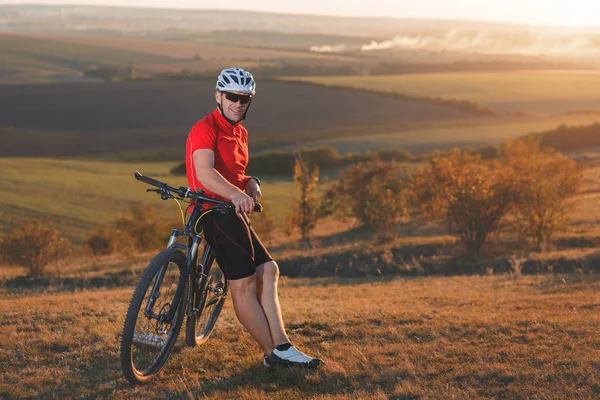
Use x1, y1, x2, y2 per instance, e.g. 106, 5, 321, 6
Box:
188, 120, 217, 152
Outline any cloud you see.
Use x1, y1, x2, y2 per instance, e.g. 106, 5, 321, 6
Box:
309, 44, 345, 53
358, 29, 600, 57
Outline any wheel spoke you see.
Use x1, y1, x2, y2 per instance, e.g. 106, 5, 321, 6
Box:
120, 249, 188, 383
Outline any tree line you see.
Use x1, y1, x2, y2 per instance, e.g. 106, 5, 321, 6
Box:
289, 138, 583, 258
0, 137, 584, 277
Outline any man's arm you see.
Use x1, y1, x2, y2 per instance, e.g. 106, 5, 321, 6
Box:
193, 149, 255, 213
245, 177, 262, 202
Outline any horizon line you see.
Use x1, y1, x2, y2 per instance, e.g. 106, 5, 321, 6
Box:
2, 2, 600, 30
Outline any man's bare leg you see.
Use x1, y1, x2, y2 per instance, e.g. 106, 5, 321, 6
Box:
228, 274, 274, 355
256, 260, 323, 368
255, 261, 289, 346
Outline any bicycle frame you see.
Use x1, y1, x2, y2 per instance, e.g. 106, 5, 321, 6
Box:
144, 206, 216, 324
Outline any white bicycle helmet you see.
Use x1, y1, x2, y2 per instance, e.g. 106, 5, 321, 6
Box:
216, 67, 256, 95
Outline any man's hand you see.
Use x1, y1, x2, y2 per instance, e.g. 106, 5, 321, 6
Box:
246, 178, 262, 202
231, 192, 255, 214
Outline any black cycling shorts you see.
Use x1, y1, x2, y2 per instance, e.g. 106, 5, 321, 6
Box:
201, 211, 273, 280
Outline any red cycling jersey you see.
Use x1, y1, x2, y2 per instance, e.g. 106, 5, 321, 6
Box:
186, 108, 251, 203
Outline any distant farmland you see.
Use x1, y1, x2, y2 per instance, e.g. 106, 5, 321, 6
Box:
0, 79, 483, 158
0, 33, 178, 84
282, 71, 600, 114
0, 33, 360, 84
293, 113, 600, 154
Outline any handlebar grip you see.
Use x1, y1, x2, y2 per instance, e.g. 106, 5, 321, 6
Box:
254, 203, 263, 213
134, 170, 164, 188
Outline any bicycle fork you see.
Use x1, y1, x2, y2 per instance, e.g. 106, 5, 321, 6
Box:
143, 231, 202, 325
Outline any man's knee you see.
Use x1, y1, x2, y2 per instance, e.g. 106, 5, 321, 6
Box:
258, 260, 279, 280
229, 273, 257, 295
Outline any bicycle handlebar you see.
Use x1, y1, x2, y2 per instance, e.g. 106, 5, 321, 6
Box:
133, 170, 263, 213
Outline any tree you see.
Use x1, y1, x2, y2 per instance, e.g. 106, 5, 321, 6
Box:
85, 204, 174, 255
250, 208, 278, 247
411, 149, 517, 256
321, 158, 410, 237
503, 139, 583, 251
1, 220, 71, 277
289, 152, 320, 241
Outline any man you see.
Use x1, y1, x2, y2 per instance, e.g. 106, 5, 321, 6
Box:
185, 67, 322, 368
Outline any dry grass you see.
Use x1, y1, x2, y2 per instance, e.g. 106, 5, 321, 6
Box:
0, 32, 359, 85
1, 153, 599, 400
1, 275, 599, 399
283, 71, 600, 115
18, 33, 355, 63
296, 113, 600, 155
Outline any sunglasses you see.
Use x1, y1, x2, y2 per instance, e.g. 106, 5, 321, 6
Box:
221, 91, 252, 104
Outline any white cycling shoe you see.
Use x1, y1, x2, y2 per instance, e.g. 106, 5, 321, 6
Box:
268, 345, 323, 369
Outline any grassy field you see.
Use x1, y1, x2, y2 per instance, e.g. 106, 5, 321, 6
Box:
282, 70, 600, 114
293, 113, 600, 154
1, 135, 599, 399
2, 79, 599, 159
1, 274, 599, 399
0, 158, 295, 247
0, 33, 359, 85
0, 79, 481, 158
0, 33, 181, 84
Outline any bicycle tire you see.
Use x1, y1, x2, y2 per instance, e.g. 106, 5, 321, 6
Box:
185, 258, 228, 347
120, 248, 188, 384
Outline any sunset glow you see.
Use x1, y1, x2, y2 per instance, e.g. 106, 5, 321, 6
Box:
1, 0, 600, 28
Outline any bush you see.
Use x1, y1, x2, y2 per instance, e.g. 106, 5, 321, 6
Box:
503, 139, 584, 251
376, 148, 414, 162
250, 208, 278, 246
170, 162, 186, 175
288, 153, 320, 241
85, 225, 116, 256
536, 122, 600, 152
1, 220, 71, 277
409, 139, 583, 256
173, 146, 414, 177
322, 158, 410, 236
86, 204, 175, 255
247, 146, 341, 176
411, 149, 517, 256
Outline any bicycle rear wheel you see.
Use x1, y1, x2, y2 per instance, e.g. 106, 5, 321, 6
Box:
120, 248, 188, 384
185, 260, 228, 347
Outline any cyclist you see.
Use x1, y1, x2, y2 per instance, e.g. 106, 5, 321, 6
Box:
185, 67, 322, 369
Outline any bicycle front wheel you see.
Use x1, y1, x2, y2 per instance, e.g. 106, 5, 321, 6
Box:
185, 261, 228, 347
120, 248, 188, 384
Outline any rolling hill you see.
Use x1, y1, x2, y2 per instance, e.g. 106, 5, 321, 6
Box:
283, 71, 600, 115
0, 32, 360, 84
0, 79, 484, 158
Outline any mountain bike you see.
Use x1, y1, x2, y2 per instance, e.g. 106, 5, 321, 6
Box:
119, 171, 261, 384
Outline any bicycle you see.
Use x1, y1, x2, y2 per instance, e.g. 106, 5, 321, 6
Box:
119, 170, 262, 384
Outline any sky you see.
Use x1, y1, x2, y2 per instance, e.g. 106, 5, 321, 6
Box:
2, 0, 600, 28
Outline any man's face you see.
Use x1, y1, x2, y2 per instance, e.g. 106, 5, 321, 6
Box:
215, 90, 252, 123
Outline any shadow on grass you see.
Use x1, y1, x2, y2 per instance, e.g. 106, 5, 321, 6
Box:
268, 224, 373, 254
181, 363, 405, 398
278, 241, 450, 278
553, 235, 600, 250
1, 269, 138, 294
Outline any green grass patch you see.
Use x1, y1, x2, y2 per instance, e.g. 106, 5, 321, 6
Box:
0, 158, 295, 248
